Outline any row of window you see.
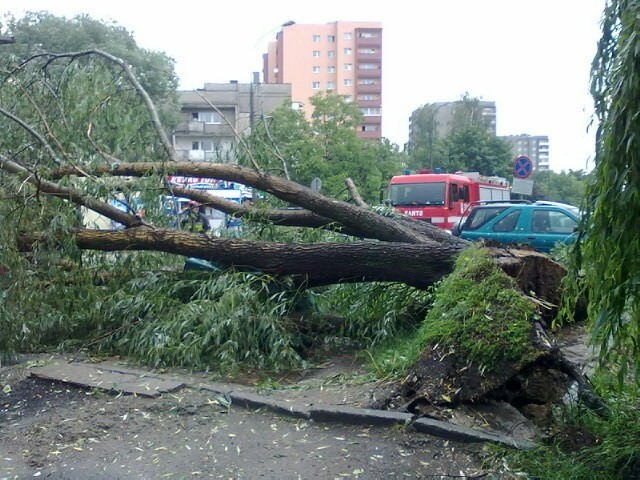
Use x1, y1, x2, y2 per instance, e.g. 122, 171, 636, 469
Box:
311, 80, 380, 89
312, 63, 380, 73
313, 34, 338, 42
311, 31, 378, 42
314, 50, 379, 58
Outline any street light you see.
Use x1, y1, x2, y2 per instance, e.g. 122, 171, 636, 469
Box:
428, 102, 453, 171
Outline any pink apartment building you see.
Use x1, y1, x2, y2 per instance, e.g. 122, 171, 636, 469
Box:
263, 21, 382, 139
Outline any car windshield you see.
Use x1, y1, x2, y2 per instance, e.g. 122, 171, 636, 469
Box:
388, 182, 446, 206
463, 206, 508, 230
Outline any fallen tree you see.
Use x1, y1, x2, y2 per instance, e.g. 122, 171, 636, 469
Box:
0, 49, 600, 420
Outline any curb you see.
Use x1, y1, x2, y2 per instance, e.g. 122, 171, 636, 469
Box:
198, 384, 536, 449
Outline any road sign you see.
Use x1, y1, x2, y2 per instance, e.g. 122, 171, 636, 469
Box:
513, 155, 533, 179
511, 177, 534, 195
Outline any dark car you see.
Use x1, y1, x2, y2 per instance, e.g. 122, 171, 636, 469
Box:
452, 201, 580, 253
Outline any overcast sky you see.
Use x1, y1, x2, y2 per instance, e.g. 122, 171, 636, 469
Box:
5, 0, 605, 172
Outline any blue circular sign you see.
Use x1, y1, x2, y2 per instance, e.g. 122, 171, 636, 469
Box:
513, 155, 533, 179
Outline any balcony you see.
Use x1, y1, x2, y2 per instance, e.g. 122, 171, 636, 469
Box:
355, 36, 382, 48
358, 129, 381, 140
357, 52, 382, 63
357, 99, 381, 108
175, 121, 233, 136
361, 115, 382, 124
356, 84, 382, 94
356, 69, 382, 79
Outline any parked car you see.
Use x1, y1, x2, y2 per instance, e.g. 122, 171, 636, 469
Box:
451, 201, 580, 253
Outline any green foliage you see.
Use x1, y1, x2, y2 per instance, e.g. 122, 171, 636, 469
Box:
500, 375, 640, 480
407, 94, 512, 177
0, 12, 178, 112
440, 124, 513, 177
103, 270, 305, 371
370, 246, 538, 376
530, 169, 588, 206
317, 282, 433, 347
563, 0, 640, 378
0, 243, 306, 371
244, 92, 403, 203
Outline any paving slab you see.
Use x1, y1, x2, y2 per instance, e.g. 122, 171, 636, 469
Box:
29, 362, 184, 397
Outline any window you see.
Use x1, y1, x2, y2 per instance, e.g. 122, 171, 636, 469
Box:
327, 50, 336, 58
327, 35, 335, 42
388, 182, 446, 206
327, 66, 336, 73
361, 125, 378, 132
360, 107, 381, 116
533, 210, 577, 234
358, 79, 376, 85
465, 207, 507, 230
326, 81, 335, 90
343, 79, 352, 86
191, 141, 214, 151
359, 63, 379, 70
344, 63, 352, 71
192, 111, 221, 124
312, 66, 320, 73
358, 94, 376, 101
312, 82, 320, 89
344, 32, 352, 39
358, 48, 376, 54
312, 50, 321, 58
493, 210, 521, 232
312, 35, 321, 42
450, 184, 460, 203
344, 48, 352, 55
358, 31, 377, 38
344, 95, 353, 102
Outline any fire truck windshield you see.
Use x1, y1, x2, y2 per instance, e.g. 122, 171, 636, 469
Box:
388, 182, 446, 206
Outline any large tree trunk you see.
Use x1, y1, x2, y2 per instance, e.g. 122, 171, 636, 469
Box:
69, 227, 462, 288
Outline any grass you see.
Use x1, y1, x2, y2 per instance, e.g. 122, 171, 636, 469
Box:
498, 374, 640, 480
367, 245, 540, 377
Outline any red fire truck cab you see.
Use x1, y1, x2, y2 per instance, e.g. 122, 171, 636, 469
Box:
387, 171, 510, 230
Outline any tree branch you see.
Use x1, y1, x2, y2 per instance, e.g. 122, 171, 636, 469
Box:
18, 50, 178, 162
52, 161, 461, 245
345, 177, 368, 207
0, 154, 143, 228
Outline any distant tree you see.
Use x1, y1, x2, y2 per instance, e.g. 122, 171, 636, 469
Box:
407, 93, 511, 177
440, 124, 513, 177
530, 170, 588, 206
245, 92, 403, 203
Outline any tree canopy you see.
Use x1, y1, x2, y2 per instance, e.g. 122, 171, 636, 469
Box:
529, 169, 588, 207
0, 12, 178, 104
407, 94, 512, 177
244, 92, 403, 203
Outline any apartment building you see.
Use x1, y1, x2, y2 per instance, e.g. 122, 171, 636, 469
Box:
263, 21, 382, 139
408, 100, 497, 151
172, 80, 291, 162
500, 134, 550, 171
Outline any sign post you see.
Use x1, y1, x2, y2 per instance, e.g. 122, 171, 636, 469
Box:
512, 155, 534, 195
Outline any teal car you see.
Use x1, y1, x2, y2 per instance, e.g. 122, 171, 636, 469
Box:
452, 201, 580, 253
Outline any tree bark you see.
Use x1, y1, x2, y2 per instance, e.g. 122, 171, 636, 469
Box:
66, 227, 462, 288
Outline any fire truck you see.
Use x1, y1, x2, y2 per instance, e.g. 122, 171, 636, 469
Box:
387, 171, 510, 230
